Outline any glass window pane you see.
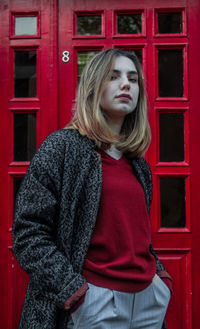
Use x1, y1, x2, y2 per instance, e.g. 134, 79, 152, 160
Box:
115, 49, 142, 65
160, 177, 186, 227
14, 50, 37, 98
133, 49, 142, 64
14, 113, 36, 161
158, 12, 182, 34
15, 16, 37, 35
77, 15, 101, 35
13, 177, 23, 214
159, 113, 184, 162
77, 51, 100, 81
117, 14, 142, 34
158, 49, 183, 97
128, 49, 143, 65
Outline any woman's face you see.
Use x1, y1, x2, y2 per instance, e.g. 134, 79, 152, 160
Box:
100, 56, 139, 122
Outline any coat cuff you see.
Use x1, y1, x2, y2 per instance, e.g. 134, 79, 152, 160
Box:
157, 270, 173, 281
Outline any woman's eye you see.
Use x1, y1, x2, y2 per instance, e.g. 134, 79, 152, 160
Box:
129, 78, 138, 83
111, 75, 117, 80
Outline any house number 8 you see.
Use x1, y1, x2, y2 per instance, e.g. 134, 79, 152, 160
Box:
62, 51, 70, 63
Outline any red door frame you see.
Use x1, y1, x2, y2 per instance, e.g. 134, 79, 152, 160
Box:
187, 1, 200, 327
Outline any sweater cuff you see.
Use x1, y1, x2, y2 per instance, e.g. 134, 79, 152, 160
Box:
157, 270, 172, 280
64, 282, 89, 310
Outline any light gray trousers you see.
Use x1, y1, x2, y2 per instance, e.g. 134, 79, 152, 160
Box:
68, 274, 170, 329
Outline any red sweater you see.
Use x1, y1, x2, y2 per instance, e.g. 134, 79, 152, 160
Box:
82, 150, 156, 292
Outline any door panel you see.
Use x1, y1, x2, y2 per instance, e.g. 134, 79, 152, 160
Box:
0, 0, 58, 328
58, 1, 200, 329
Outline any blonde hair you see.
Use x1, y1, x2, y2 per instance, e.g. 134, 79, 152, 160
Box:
66, 48, 151, 157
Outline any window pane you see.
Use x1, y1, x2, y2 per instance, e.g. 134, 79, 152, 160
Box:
77, 15, 101, 35
13, 177, 23, 214
158, 12, 182, 34
14, 50, 37, 98
159, 113, 184, 162
116, 49, 143, 65
14, 113, 36, 161
117, 14, 142, 34
158, 49, 183, 97
160, 177, 186, 227
126, 49, 142, 65
77, 51, 100, 81
15, 16, 37, 35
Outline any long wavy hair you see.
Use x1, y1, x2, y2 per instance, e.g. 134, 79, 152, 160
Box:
66, 48, 151, 157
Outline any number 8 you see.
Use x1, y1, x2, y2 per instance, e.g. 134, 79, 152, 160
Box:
62, 51, 70, 63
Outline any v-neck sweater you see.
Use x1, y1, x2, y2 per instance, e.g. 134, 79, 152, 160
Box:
82, 150, 156, 292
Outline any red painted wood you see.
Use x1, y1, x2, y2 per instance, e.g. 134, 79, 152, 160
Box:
0, 1, 11, 328
1, 0, 200, 328
156, 249, 192, 329
187, 1, 200, 328
59, 1, 200, 329
0, 0, 58, 328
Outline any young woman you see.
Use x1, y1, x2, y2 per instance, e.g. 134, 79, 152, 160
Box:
13, 49, 172, 329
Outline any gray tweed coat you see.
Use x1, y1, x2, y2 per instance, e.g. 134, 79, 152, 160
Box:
12, 129, 167, 329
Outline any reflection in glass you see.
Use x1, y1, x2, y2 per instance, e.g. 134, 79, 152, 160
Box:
158, 49, 183, 97
77, 15, 101, 35
13, 177, 23, 214
117, 14, 142, 34
14, 50, 36, 98
77, 51, 100, 81
158, 12, 182, 34
15, 16, 37, 35
159, 113, 184, 162
160, 177, 186, 227
14, 113, 36, 161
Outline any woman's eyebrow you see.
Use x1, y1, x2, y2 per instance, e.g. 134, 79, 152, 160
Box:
112, 69, 138, 75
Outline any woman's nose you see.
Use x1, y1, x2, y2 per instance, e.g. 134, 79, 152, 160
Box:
120, 76, 130, 90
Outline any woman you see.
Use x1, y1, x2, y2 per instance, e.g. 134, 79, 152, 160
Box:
13, 49, 172, 329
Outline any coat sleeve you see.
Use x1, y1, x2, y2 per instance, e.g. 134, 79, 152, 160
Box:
12, 131, 86, 309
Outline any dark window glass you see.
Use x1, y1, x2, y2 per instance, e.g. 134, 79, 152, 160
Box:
126, 49, 142, 65
15, 16, 37, 35
13, 177, 23, 214
158, 49, 183, 97
158, 12, 182, 34
117, 14, 142, 34
160, 177, 186, 227
77, 51, 100, 81
14, 50, 36, 97
77, 15, 101, 35
159, 113, 184, 162
14, 113, 36, 161
133, 49, 142, 64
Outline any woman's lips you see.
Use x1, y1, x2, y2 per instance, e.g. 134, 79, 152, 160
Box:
116, 94, 132, 101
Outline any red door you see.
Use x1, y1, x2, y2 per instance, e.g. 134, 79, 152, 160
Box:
58, 1, 200, 329
0, 1, 58, 328
1, 0, 200, 328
